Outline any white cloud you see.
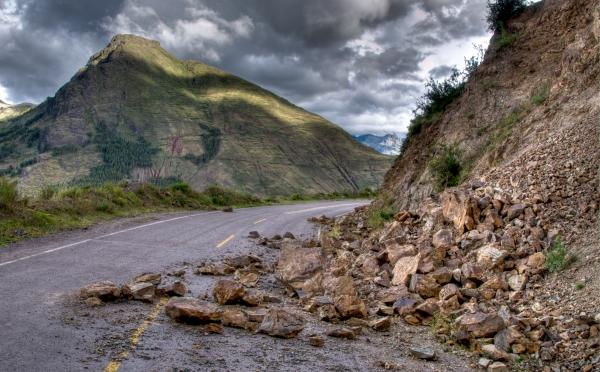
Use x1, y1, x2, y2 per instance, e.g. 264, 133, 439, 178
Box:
102, 0, 254, 62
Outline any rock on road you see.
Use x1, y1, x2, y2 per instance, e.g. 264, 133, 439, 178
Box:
0, 200, 367, 371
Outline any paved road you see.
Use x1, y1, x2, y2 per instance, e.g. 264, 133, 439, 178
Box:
0, 200, 367, 371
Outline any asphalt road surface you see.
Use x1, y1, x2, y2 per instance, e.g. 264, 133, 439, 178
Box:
0, 200, 369, 371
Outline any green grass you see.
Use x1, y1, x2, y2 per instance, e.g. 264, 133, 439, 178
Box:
0, 179, 267, 247
495, 25, 518, 50
366, 204, 396, 229
327, 225, 342, 239
429, 144, 463, 191
575, 282, 585, 290
531, 83, 551, 105
545, 236, 576, 273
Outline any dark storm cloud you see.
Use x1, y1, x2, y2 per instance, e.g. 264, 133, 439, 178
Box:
0, 0, 491, 134
22, 0, 125, 32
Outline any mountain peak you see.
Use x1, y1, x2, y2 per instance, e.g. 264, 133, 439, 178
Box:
87, 34, 165, 67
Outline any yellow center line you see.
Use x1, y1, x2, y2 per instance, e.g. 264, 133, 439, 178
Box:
104, 297, 168, 372
253, 218, 267, 224
216, 234, 235, 248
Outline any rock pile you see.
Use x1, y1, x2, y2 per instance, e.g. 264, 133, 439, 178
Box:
80, 273, 188, 304
292, 182, 599, 369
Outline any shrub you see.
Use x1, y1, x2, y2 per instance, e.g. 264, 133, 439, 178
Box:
531, 83, 551, 105
495, 25, 518, 50
545, 236, 576, 273
327, 225, 342, 239
0, 177, 19, 209
429, 144, 463, 191
487, 0, 527, 32
367, 205, 396, 229
401, 50, 483, 156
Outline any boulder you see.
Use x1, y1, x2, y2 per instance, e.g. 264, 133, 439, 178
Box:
439, 283, 459, 301
391, 254, 420, 286
507, 272, 526, 291
326, 327, 356, 339
224, 254, 262, 269
195, 262, 235, 276
441, 190, 478, 234
456, 312, 505, 340
393, 296, 419, 315
234, 269, 260, 287
122, 282, 156, 302
386, 244, 417, 265
335, 295, 368, 319
361, 255, 380, 277
248, 231, 260, 239
132, 272, 161, 285
241, 289, 263, 306
481, 344, 510, 361
213, 280, 246, 305
430, 267, 453, 284
409, 346, 436, 360
507, 204, 525, 220
432, 229, 453, 248
477, 244, 507, 269
276, 242, 324, 297
370, 317, 392, 331
283, 232, 295, 239
165, 297, 222, 323
222, 309, 252, 330
80, 281, 121, 301
157, 281, 187, 297
323, 275, 367, 319
258, 308, 304, 338
526, 252, 546, 271
409, 274, 440, 299
461, 263, 485, 283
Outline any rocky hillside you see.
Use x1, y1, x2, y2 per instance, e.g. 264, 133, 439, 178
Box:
382, 0, 599, 216
0, 35, 392, 195
314, 0, 600, 369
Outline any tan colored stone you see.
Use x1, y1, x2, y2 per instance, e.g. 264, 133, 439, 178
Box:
391, 254, 420, 286
213, 280, 246, 305
258, 308, 304, 338
80, 281, 121, 301
165, 297, 222, 323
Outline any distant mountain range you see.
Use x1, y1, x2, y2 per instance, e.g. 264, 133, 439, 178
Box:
353, 133, 405, 155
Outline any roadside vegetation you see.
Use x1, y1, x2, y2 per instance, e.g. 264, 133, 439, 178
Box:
429, 144, 465, 191
545, 236, 577, 273
0, 176, 378, 247
366, 203, 396, 229
0, 179, 263, 247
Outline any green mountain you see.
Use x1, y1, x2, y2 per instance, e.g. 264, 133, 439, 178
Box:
0, 34, 392, 195
0, 100, 33, 122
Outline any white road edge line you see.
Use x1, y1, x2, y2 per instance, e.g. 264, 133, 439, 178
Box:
253, 218, 267, 224
284, 203, 362, 215
0, 211, 220, 268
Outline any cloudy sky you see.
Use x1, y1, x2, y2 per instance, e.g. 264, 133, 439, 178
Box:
0, 0, 491, 135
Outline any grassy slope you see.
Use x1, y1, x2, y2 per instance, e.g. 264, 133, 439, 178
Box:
0, 35, 392, 196
0, 180, 263, 247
